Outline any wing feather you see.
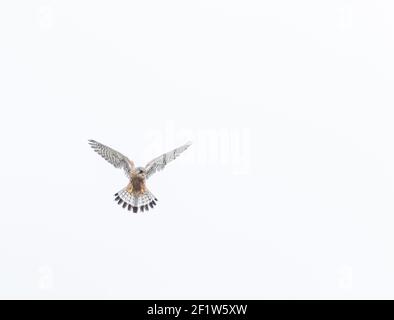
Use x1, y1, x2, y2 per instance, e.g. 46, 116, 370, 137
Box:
88, 140, 134, 177
144, 142, 191, 179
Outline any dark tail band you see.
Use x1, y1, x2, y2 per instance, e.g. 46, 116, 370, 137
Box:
114, 193, 158, 213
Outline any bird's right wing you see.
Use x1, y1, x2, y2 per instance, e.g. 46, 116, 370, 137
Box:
144, 142, 192, 179
88, 140, 135, 177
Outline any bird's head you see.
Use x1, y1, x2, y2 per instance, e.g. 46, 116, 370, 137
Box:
134, 167, 146, 178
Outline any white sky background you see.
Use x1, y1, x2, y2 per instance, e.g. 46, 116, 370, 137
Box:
0, 0, 394, 299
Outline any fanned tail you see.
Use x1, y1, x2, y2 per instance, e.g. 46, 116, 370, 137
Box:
114, 187, 158, 213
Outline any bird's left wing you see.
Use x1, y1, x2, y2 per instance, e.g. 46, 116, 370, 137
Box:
144, 142, 192, 179
88, 140, 135, 177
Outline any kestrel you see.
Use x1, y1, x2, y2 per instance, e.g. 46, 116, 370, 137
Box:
88, 140, 191, 213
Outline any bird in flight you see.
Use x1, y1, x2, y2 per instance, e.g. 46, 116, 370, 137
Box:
88, 140, 191, 213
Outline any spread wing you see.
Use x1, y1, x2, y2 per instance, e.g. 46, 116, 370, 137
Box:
144, 142, 192, 179
88, 140, 135, 177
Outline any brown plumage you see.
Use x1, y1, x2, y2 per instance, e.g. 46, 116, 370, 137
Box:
129, 173, 146, 195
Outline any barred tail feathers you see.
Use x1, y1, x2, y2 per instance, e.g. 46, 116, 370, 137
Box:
114, 187, 158, 213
